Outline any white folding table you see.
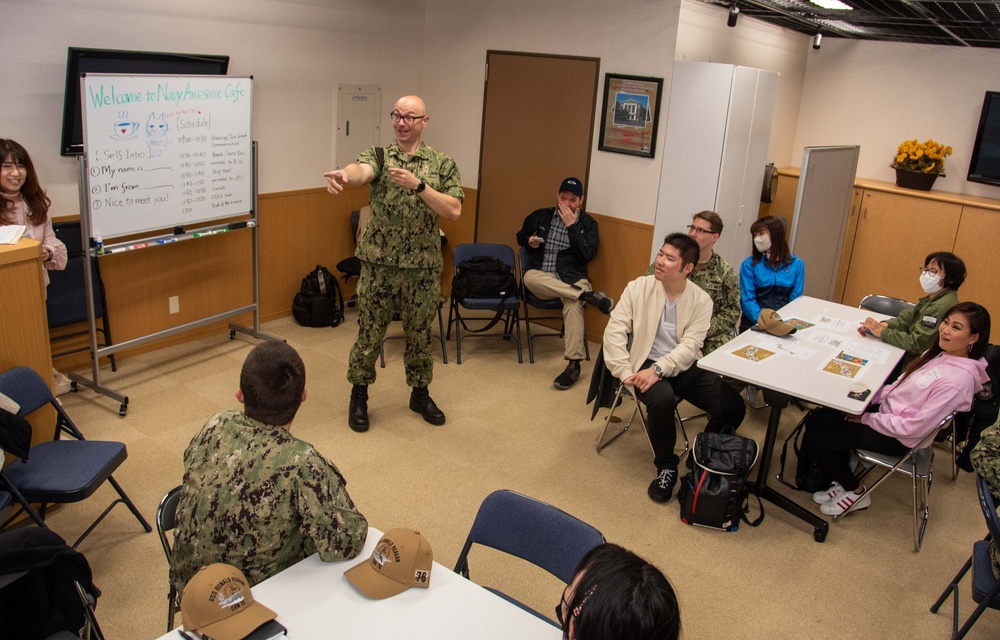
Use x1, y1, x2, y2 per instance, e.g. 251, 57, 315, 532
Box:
156, 527, 563, 639
698, 296, 906, 542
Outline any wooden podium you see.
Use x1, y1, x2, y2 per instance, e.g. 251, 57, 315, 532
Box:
0, 238, 55, 447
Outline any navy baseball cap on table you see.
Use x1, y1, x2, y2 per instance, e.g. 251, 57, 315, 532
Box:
559, 177, 583, 197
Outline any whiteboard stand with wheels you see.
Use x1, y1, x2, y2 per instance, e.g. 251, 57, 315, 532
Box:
73, 74, 280, 416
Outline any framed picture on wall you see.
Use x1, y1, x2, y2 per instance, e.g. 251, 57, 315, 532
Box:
598, 73, 664, 159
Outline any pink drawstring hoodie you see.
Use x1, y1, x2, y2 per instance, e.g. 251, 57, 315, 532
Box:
862, 352, 989, 448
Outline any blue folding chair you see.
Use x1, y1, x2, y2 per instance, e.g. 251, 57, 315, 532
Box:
453, 489, 605, 625
446, 243, 522, 364
0, 492, 11, 524
47, 221, 117, 372
930, 474, 1000, 639
0, 367, 151, 549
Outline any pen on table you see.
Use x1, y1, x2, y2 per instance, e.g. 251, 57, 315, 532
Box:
177, 629, 196, 640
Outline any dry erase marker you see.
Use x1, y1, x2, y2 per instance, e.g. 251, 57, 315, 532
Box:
193, 231, 209, 238
129, 243, 149, 250
213, 228, 228, 234
157, 238, 178, 244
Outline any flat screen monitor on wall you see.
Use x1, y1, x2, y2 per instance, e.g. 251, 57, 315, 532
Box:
968, 91, 1000, 188
60, 47, 230, 156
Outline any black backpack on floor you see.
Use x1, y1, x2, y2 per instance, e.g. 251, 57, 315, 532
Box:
677, 430, 763, 531
292, 264, 345, 327
450, 256, 518, 333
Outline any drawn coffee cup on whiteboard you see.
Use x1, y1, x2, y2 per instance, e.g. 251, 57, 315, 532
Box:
110, 113, 140, 140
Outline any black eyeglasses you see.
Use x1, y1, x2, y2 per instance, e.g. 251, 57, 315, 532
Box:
390, 112, 426, 124
687, 224, 715, 235
556, 585, 595, 628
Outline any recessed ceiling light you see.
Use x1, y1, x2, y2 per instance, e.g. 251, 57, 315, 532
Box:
810, 0, 853, 9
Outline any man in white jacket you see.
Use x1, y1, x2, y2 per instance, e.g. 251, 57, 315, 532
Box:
603, 233, 746, 503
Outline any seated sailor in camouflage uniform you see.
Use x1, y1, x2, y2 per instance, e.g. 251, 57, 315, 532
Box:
325, 95, 463, 431
169, 341, 368, 596
971, 421, 1000, 580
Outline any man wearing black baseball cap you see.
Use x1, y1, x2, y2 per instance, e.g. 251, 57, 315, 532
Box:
517, 177, 612, 390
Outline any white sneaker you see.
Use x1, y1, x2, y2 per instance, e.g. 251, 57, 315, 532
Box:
812, 482, 846, 504
53, 369, 72, 396
820, 489, 871, 516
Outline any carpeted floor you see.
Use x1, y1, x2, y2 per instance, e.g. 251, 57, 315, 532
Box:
38, 310, 1000, 638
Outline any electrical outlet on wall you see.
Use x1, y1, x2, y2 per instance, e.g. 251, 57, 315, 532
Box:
169, 296, 180, 314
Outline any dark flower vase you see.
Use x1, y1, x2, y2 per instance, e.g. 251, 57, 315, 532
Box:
894, 168, 939, 191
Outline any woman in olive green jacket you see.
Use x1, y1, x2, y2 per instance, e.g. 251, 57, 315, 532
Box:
862, 251, 966, 367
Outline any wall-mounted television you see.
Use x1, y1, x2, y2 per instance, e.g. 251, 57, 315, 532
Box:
968, 91, 1000, 188
60, 47, 230, 156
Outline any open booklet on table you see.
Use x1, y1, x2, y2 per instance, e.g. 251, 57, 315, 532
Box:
0, 225, 26, 245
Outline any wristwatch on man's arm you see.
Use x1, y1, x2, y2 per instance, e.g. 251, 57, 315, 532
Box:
414, 180, 426, 193
652, 364, 665, 378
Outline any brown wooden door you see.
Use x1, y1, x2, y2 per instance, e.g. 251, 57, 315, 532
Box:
476, 52, 600, 248
840, 189, 962, 307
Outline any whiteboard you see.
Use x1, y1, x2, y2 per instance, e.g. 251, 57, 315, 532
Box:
80, 74, 252, 239
788, 145, 860, 300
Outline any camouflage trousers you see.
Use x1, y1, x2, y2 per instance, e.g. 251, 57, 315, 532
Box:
348, 260, 440, 388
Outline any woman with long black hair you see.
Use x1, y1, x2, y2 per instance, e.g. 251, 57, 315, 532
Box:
803, 301, 991, 516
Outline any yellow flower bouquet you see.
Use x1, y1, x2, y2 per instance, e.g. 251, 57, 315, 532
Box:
890, 138, 953, 176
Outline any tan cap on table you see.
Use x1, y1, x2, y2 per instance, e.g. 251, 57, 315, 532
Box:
345, 528, 433, 599
180, 563, 276, 640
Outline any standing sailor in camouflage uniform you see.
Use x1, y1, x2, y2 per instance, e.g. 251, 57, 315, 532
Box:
325, 96, 463, 431
644, 211, 740, 354
169, 342, 368, 596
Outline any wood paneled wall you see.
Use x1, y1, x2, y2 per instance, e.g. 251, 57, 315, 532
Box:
584, 213, 656, 341
52, 186, 482, 371
50, 186, 650, 370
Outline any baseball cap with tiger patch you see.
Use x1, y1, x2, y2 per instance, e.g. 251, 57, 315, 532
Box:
345, 528, 433, 599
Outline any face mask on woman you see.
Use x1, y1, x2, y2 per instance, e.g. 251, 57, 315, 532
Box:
919, 271, 943, 294
753, 235, 771, 253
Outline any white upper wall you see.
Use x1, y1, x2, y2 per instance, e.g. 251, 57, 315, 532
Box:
794, 38, 1000, 199
2, 0, 424, 215
8, 0, 998, 223
420, 0, 683, 224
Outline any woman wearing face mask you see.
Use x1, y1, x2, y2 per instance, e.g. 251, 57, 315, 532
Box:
803, 302, 990, 515
557, 543, 680, 640
738, 215, 804, 331
861, 252, 965, 368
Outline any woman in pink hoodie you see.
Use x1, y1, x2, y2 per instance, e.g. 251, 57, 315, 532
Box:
803, 301, 991, 516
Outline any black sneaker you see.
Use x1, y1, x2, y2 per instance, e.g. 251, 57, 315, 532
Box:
648, 466, 678, 503
580, 290, 613, 315
553, 360, 581, 390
